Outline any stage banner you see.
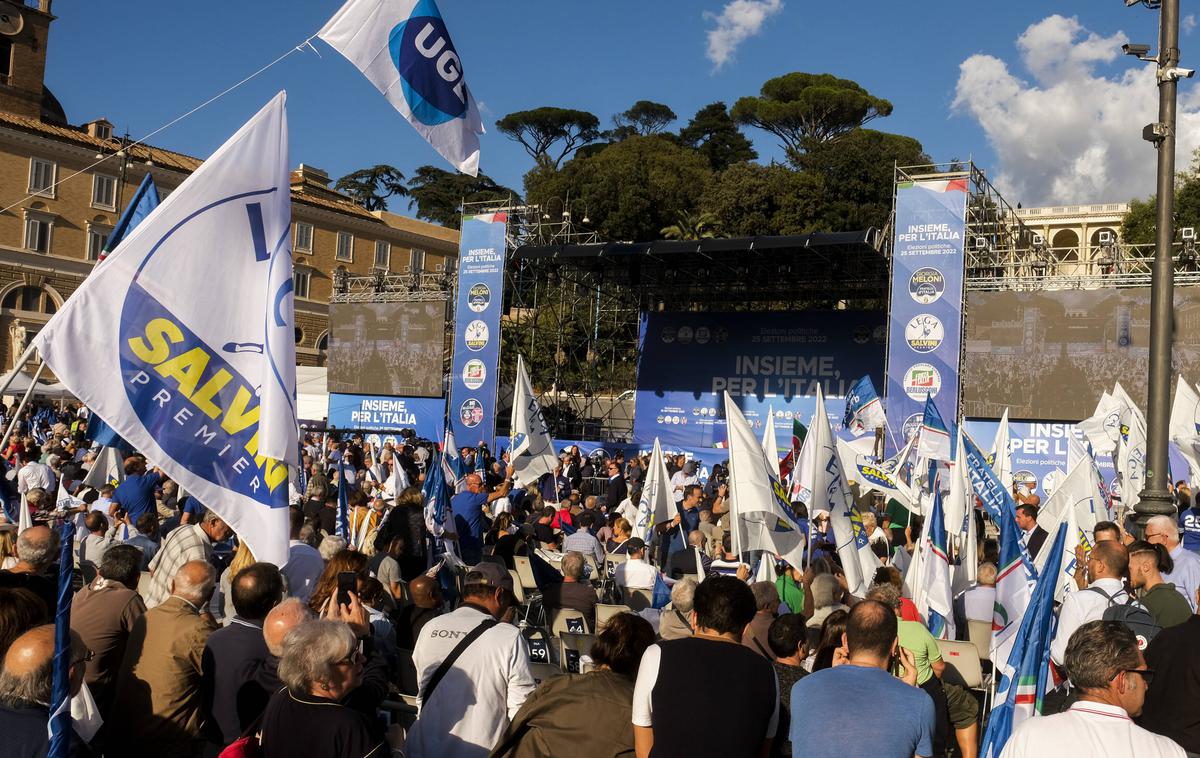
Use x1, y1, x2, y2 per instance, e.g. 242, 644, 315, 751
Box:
327, 393, 445, 440
884, 178, 968, 443
448, 213, 506, 448
633, 310, 886, 449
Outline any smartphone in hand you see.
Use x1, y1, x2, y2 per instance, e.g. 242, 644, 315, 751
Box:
336, 571, 356, 607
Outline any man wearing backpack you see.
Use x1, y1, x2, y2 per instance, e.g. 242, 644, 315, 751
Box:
1051, 541, 1151, 668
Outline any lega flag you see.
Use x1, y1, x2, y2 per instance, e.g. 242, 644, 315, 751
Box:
31, 94, 297, 566
509, 355, 558, 486
724, 393, 806, 568
319, 0, 484, 175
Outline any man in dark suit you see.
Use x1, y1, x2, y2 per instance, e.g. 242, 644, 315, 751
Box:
603, 459, 628, 512
200, 562, 284, 755
1014, 503, 1049, 560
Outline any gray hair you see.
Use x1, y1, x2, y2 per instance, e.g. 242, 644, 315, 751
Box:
670, 576, 698, 613
277, 619, 356, 692
15, 528, 55, 569
750, 581, 780, 612
172, 561, 216, 606
318, 535, 347, 561
977, 562, 998, 585
1146, 515, 1181, 544
561, 551, 585, 580
811, 574, 840, 609
865, 582, 902, 612
1065, 620, 1140, 690
200, 508, 224, 525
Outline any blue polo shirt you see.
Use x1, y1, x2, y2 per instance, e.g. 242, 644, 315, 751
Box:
112, 472, 161, 523
1181, 507, 1200, 552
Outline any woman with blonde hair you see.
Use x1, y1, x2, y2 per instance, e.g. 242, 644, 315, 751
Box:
0, 526, 18, 570
309, 550, 369, 614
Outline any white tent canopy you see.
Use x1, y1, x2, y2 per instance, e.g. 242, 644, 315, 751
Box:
0, 370, 76, 400
296, 366, 328, 423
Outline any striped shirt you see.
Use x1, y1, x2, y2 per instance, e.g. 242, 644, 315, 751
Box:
144, 524, 213, 608
562, 529, 605, 566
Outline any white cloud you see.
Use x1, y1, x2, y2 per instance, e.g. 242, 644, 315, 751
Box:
953, 14, 1200, 206
704, 0, 783, 70
1185, 14, 1196, 35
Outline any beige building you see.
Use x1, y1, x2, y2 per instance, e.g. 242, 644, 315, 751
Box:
0, 0, 459, 371
1009, 202, 1128, 276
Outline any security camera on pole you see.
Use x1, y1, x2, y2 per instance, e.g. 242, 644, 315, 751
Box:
1124, 0, 1184, 531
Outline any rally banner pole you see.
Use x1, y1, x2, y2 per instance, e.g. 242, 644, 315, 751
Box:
0, 360, 47, 451
0, 343, 38, 400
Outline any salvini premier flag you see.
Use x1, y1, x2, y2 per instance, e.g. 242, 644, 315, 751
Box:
31, 94, 297, 566
319, 0, 484, 175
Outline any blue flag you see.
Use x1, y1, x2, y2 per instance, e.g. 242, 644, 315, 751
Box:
843, 375, 887, 435
652, 572, 672, 609
336, 459, 350, 540
528, 549, 564, 592
982, 523, 1068, 758
48, 518, 76, 758
422, 451, 452, 528
917, 393, 953, 461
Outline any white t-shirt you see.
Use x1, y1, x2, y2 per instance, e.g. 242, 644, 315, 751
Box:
1000, 701, 1184, 758
615, 558, 658, 590
406, 605, 536, 758
962, 585, 996, 623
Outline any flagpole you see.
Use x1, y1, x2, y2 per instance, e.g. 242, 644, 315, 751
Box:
0, 343, 38, 399
47, 517, 76, 758
0, 360, 47, 454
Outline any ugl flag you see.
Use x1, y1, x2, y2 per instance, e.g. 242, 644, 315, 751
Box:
510, 354, 558, 486
31, 94, 297, 567
319, 0, 484, 175
843, 375, 886, 437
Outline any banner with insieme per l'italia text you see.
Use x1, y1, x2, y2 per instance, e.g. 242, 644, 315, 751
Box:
448, 213, 507, 449
884, 179, 968, 446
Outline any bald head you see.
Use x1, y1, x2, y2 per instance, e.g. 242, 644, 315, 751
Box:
264, 598, 313, 657
170, 560, 216, 606
0, 625, 84, 705
409, 575, 440, 609
687, 530, 705, 549
3, 624, 54, 678
1090, 540, 1129, 581
15, 526, 55, 570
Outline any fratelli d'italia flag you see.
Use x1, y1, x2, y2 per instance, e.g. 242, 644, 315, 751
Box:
31, 94, 297, 566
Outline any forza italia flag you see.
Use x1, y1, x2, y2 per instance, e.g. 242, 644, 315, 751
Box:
319, 0, 484, 175
32, 94, 297, 567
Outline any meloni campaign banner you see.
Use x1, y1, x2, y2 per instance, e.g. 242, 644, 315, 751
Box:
32, 94, 296, 566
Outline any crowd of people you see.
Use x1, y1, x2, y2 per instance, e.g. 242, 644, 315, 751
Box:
3, 402, 1200, 757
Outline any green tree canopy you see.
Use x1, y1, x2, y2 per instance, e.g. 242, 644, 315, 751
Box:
495, 107, 601, 168
678, 101, 757, 171
661, 211, 720, 239
1122, 149, 1200, 244
613, 100, 677, 136
405, 166, 519, 229
334, 165, 408, 211
732, 73, 893, 164
525, 135, 712, 242
699, 163, 823, 237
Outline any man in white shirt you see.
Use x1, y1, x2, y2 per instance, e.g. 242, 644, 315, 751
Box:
1001, 620, 1184, 757
670, 461, 698, 505
406, 562, 535, 758
961, 562, 997, 623
1145, 515, 1200, 612
615, 538, 658, 591
16, 450, 55, 495
1051, 541, 1137, 667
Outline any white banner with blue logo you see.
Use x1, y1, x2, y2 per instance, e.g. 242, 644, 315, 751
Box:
319, 0, 484, 175
32, 94, 296, 566
884, 179, 968, 448
447, 214, 506, 448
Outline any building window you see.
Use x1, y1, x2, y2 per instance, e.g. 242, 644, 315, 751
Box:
373, 240, 390, 269
293, 268, 311, 299
86, 225, 111, 261
94, 122, 112, 140
294, 327, 304, 345
294, 222, 313, 253
2, 286, 57, 315
0, 38, 11, 84
28, 158, 56, 197
91, 174, 116, 210
23, 215, 52, 253
335, 232, 353, 262
409, 248, 425, 273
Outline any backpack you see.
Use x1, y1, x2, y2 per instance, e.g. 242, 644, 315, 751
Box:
1086, 586, 1161, 650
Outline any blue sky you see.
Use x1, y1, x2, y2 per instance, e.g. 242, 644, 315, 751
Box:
43, 1, 1188, 213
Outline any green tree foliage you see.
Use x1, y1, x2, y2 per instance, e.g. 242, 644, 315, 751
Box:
699, 163, 823, 236
1122, 150, 1200, 244
526, 135, 712, 242
495, 107, 601, 168
797, 128, 929, 231
732, 73, 893, 164
405, 166, 519, 228
613, 100, 677, 136
334, 165, 408, 211
661, 211, 720, 239
678, 101, 757, 171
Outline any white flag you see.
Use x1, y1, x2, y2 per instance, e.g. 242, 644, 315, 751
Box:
807, 386, 878, 596
990, 408, 1013, 492
318, 0, 484, 175
83, 446, 125, 491
31, 94, 296, 566
509, 354, 558, 486
634, 438, 673, 543
1170, 378, 1200, 489
1078, 391, 1122, 456
1112, 383, 1147, 514
725, 393, 806, 568
942, 426, 969, 547
1035, 460, 1097, 601
761, 407, 779, 466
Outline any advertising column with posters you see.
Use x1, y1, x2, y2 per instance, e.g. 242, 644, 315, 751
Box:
884, 178, 968, 442
448, 213, 507, 448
